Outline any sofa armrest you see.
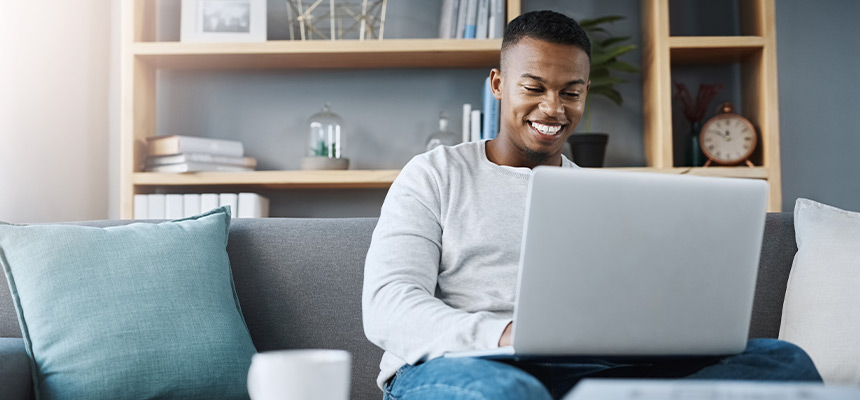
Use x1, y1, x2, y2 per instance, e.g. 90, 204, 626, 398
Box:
0, 338, 34, 400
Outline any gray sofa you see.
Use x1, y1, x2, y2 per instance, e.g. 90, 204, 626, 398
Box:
0, 214, 799, 400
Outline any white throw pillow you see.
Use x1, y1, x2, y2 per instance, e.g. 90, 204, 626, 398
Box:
779, 198, 860, 385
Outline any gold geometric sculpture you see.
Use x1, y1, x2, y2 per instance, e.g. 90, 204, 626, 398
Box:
285, 0, 388, 40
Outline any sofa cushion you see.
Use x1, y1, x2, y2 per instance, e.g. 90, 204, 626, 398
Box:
0, 338, 32, 400
0, 206, 256, 399
779, 198, 860, 385
226, 217, 384, 400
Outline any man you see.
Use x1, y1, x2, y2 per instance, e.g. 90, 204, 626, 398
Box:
363, 10, 820, 400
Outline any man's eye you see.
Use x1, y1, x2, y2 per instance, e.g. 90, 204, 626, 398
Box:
525, 87, 543, 93
562, 92, 579, 98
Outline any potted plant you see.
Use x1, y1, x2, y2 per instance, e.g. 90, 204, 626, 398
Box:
568, 15, 639, 167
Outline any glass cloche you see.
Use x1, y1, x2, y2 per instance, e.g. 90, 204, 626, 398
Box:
301, 103, 349, 170
425, 112, 460, 151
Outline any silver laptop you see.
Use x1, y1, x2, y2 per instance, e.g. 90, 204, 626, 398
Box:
445, 167, 768, 360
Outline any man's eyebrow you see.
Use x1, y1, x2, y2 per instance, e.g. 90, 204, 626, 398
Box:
520, 73, 587, 86
521, 73, 546, 82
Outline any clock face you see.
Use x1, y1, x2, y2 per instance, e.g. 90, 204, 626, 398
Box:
700, 115, 757, 164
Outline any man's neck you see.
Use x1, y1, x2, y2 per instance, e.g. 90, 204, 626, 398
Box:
485, 139, 562, 169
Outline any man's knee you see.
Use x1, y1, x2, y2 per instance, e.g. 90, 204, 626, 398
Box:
745, 339, 821, 381
391, 358, 551, 400
747, 339, 809, 361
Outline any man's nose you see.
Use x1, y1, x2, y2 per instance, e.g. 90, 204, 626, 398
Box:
539, 94, 564, 115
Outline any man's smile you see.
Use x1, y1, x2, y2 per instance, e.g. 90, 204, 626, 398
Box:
528, 121, 566, 139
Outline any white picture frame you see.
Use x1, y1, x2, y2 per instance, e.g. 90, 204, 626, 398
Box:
180, 0, 267, 43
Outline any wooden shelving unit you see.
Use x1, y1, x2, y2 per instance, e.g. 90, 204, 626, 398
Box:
119, 0, 521, 218
132, 39, 504, 70
120, 0, 781, 217
642, 0, 782, 211
132, 170, 401, 189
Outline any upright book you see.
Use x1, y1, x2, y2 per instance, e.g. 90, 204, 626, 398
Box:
219, 193, 239, 216
237, 193, 270, 218
454, 0, 469, 38
475, 0, 489, 39
201, 194, 220, 214
482, 76, 499, 139
165, 194, 184, 219
470, 109, 482, 142
438, 0, 459, 39
183, 194, 201, 218
463, 0, 479, 39
147, 135, 244, 157
462, 103, 472, 143
133, 194, 148, 219
488, 0, 505, 39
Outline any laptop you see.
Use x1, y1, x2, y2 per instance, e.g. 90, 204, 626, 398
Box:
445, 167, 769, 360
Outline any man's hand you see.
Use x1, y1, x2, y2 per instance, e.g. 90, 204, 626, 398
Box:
498, 322, 513, 347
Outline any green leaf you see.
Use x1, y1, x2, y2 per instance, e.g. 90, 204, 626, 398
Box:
578, 15, 639, 110
579, 15, 625, 29
601, 36, 632, 48
589, 76, 628, 87
585, 27, 609, 38
605, 61, 640, 73
589, 86, 624, 106
589, 67, 611, 78
591, 44, 637, 65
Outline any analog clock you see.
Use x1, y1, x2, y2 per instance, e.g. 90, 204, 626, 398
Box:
699, 102, 757, 167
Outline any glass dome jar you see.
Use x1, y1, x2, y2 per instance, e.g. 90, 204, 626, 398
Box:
301, 103, 349, 170
425, 112, 460, 151
307, 103, 343, 158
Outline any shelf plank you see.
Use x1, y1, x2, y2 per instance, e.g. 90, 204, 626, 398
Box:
670, 36, 765, 64
132, 167, 768, 191
132, 39, 503, 69
132, 170, 401, 189
612, 166, 769, 179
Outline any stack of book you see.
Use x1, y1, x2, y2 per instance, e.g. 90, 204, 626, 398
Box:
144, 135, 257, 173
439, 0, 505, 39
461, 76, 500, 143
133, 192, 270, 219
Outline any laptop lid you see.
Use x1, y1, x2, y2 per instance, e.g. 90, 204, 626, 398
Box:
511, 167, 768, 357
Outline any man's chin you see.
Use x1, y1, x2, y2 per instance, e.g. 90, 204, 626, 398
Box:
523, 147, 552, 164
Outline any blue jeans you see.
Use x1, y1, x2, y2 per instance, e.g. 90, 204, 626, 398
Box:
382, 339, 821, 400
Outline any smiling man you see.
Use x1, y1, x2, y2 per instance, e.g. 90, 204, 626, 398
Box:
485, 28, 589, 169
363, 10, 819, 400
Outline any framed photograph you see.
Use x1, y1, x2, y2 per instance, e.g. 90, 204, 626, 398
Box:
181, 0, 267, 43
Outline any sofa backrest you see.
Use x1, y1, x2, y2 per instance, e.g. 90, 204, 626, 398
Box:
0, 214, 798, 399
225, 217, 384, 400
748, 213, 798, 338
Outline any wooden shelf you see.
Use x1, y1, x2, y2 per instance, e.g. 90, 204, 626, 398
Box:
120, 0, 783, 216
642, 0, 781, 211
133, 39, 503, 70
131, 167, 766, 192
132, 170, 401, 189
613, 166, 769, 179
670, 36, 765, 64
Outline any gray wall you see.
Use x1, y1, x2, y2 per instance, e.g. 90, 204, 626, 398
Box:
155, 0, 859, 216
776, 0, 860, 212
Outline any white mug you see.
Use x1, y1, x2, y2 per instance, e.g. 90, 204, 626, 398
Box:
247, 349, 352, 400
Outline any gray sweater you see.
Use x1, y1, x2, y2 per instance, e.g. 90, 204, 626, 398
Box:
362, 140, 577, 388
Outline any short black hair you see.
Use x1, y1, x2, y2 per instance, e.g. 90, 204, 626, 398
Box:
501, 10, 591, 65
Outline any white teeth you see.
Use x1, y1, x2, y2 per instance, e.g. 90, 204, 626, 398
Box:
531, 122, 562, 136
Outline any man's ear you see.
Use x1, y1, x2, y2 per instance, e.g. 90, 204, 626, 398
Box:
490, 68, 503, 101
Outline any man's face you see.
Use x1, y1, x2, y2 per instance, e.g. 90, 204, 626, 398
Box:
491, 37, 590, 166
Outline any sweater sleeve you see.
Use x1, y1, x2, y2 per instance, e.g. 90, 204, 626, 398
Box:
362, 156, 511, 365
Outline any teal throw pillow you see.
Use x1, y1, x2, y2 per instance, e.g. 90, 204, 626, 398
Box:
0, 206, 256, 399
